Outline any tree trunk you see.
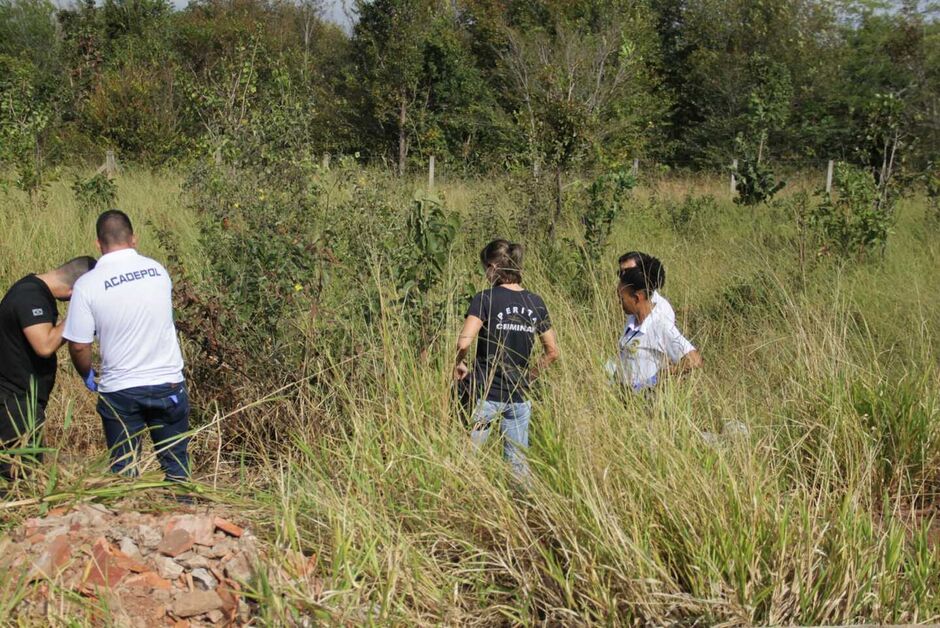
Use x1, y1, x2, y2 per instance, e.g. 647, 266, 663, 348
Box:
398, 90, 408, 177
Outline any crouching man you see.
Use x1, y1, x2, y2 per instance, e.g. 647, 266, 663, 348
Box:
0, 257, 96, 486
64, 210, 191, 483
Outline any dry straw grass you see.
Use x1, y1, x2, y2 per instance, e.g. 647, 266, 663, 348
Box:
0, 168, 939, 624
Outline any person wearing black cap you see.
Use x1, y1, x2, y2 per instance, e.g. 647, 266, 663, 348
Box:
0, 256, 97, 485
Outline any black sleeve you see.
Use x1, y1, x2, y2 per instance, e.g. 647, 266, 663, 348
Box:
466, 291, 488, 323
13, 286, 55, 329
535, 300, 552, 334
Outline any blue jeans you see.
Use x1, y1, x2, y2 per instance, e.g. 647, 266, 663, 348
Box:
97, 382, 190, 481
470, 399, 531, 480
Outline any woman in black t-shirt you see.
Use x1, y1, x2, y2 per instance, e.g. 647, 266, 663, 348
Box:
454, 239, 559, 480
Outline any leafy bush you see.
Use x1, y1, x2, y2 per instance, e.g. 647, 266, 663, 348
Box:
581, 166, 636, 263
926, 164, 939, 225
154, 163, 335, 448
71, 173, 117, 212
0, 55, 51, 200
733, 156, 785, 206
396, 196, 461, 347
664, 193, 718, 237
810, 162, 893, 259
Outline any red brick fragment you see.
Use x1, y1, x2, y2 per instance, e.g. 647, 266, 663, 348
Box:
111, 548, 148, 573
83, 538, 128, 588
32, 534, 72, 578
165, 515, 216, 546
158, 528, 195, 557
125, 571, 172, 591
216, 582, 239, 620
213, 517, 244, 538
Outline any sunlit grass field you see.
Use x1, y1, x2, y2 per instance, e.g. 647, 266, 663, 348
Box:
1, 168, 939, 624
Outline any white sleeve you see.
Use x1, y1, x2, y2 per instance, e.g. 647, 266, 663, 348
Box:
63, 285, 96, 343
660, 323, 695, 364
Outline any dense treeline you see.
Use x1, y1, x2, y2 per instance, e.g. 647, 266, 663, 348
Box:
0, 0, 937, 184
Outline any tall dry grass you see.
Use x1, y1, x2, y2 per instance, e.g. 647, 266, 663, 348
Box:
0, 169, 939, 624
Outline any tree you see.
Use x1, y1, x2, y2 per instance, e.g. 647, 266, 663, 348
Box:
495, 0, 665, 235
651, 0, 840, 165
351, 0, 432, 176
0, 55, 51, 197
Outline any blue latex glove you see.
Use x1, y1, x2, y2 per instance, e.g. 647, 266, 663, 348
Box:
84, 368, 98, 392
631, 373, 658, 393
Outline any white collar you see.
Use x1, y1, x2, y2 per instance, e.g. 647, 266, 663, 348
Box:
98, 248, 139, 263
625, 302, 662, 335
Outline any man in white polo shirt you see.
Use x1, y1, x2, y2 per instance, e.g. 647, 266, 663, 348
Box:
615, 265, 702, 391
64, 210, 190, 482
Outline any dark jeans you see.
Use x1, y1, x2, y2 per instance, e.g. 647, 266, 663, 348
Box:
97, 382, 191, 482
0, 394, 46, 483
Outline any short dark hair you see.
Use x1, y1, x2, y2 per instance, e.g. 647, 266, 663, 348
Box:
618, 250, 643, 267
96, 209, 134, 247
56, 256, 97, 286
618, 266, 650, 296
618, 250, 665, 291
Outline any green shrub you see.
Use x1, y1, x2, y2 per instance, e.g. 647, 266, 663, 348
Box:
926, 164, 939, 225
71, 172, 117, 212
581, 166, 636, 263
664, 193, 718, 237
733, 156, 785, 206
396, 195, 461, 347
810, 162, 893, 259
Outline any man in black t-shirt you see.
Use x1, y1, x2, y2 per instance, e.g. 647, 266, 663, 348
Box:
0, 257, 96, 484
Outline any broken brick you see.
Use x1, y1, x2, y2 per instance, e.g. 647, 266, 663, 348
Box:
125, 571, 172, 591
158, 529, 195, 558
31, 534, 72, 579
171, 590, 223, 618
213, 517, 244, 538
83, 538, 128, 589
111, 549, 149, 573
164, 515, 215, 546
216, 582, 238, 619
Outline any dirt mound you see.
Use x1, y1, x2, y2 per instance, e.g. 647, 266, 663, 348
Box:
2, 502, 258, 626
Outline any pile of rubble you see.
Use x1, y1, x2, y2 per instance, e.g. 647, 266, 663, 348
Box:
0, 502, 259, 626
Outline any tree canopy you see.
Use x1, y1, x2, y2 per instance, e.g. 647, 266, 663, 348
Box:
0, 0, 936, 176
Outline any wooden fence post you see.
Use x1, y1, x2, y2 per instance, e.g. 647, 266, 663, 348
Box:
105, 150, 117, 176
96, 150, 118, 178
730, 158, 738, 195
826, 160, 834, 195
428, 154, 435, 191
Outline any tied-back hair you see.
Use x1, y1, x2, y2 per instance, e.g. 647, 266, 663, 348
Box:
480, 239, 524, 285
56, 256, 97, 287
619, 250, 665, 291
